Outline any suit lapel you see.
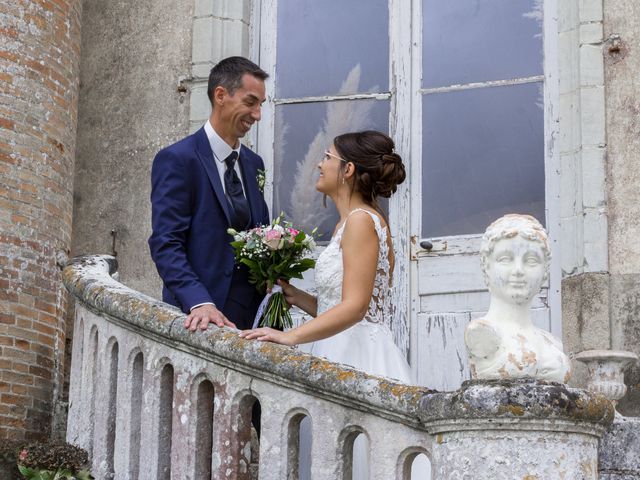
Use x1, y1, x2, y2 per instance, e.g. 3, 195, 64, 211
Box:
194, 127, 232, 225
238, 146, 262, 228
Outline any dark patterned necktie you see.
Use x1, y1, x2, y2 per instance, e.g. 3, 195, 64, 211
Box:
224, 151, 251, 230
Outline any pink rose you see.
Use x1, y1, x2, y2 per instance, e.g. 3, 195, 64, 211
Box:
19, 449, 27, 461
287, 228, 299, 237
265, 229, 281, 241
263, 229, 283, 250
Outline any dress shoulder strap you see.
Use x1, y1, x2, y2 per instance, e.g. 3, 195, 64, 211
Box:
337, 208, 385, 240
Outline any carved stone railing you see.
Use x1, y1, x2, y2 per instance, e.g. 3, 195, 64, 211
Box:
63, 255, 614, 480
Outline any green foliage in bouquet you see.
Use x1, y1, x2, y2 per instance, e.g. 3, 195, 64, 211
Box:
228, 214, 317, 328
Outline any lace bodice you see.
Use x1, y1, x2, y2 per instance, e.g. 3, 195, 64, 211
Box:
315, 209, 392, 327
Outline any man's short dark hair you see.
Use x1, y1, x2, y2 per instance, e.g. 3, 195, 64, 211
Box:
207, 56, 269, 105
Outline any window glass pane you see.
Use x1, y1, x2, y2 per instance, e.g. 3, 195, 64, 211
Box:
274, 99, 390, 240
276, 0, 389, 98
423, 0, 543, 88
421, 82, 545, 238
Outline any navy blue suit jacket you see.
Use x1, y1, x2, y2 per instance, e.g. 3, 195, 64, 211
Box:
148, 127, 270, 316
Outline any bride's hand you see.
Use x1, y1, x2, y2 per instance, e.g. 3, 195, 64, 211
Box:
277, 279, 299, 307
239, 327, 296, 346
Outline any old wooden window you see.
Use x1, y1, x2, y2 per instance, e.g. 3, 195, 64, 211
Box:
254, 0, 559, 390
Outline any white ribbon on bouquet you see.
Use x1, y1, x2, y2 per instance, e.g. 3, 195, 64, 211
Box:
251, 285, 283, 329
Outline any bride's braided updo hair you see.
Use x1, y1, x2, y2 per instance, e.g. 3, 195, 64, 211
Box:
334, 130, 406, 210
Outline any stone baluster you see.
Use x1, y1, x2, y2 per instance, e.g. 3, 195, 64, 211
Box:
254, 396, 287, 480
170, 367, 196, 479
137, 352, 164, 480
210, 371, 254, 480
369, 432, 399, 480
112, 339, 132, 478
90, 327, 101, 458
90, 333, 117, 479
71, 322, 99, 458
369, 419, 430, 480
65, 315, 86, 447
210, 380, 232, 479
308, 404, 347, 480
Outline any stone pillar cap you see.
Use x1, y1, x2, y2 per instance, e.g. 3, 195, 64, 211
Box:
419, 378, 615, 428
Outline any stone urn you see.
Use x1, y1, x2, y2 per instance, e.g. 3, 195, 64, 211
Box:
574, 349, 639, 408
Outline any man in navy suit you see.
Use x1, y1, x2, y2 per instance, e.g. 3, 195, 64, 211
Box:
149, 57, 270, 331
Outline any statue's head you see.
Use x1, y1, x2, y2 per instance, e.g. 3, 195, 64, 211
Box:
479, 214, 551, 306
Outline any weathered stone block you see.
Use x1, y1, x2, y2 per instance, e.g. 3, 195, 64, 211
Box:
191, 17, 215, 63
563, 273, 612, 345
580, 44, 605, 86
599, 416, 640, 478
581, 147, 607, 209
558, 0, 579, 33
580, 86, 606, 146
559, 28, 579, 95
610, 274, 640, 417
558, 90, 582, 154
583, 208, 609, 272
579, 0, 604, 23
562, 272, 612, 384
580, 22, 604, 44
188, 81, 210, 123
561, 214, 584, 276
560, 152, 581, 218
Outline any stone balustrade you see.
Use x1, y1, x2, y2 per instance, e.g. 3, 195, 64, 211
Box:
63, 255, 614, 480
63, 256, 433, 480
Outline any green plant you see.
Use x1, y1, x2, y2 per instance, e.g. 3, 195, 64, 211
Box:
0, 439, 23, 480
16, 442, 93, 480
17, 465, 93, 480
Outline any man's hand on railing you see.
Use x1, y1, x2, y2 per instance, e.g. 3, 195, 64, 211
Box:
184, 304, 236, 331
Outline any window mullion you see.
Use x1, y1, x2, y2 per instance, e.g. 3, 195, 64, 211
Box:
389, 0, 415, 358
256, 0, 278, 209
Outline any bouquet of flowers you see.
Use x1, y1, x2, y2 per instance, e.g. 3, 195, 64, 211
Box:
228, 214, 317, 329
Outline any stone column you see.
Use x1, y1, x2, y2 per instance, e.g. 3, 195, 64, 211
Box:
0, 0, 82, 440
420, 380, 614, 479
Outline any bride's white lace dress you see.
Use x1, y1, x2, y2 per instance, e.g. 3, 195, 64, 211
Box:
306, 208, 413, 383
299, 209, 425, 479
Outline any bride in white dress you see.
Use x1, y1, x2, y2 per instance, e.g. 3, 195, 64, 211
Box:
240, 130, 410, 381
240, 131, 424, 478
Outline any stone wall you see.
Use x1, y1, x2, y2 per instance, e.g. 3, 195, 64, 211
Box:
560, 0, 640, 417
603, 0, 640, 416
0, 0, 81, 440
71, 0, 194, 298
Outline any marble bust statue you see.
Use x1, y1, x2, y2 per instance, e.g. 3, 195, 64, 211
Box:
464, 214, 571, 383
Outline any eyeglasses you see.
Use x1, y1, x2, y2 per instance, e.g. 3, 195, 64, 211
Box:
322, 150, 348, 164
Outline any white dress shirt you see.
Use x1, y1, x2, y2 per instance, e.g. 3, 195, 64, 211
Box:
204, 120, 246, 194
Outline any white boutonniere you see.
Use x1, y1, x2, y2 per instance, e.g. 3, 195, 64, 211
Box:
256, 169, 265, 193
